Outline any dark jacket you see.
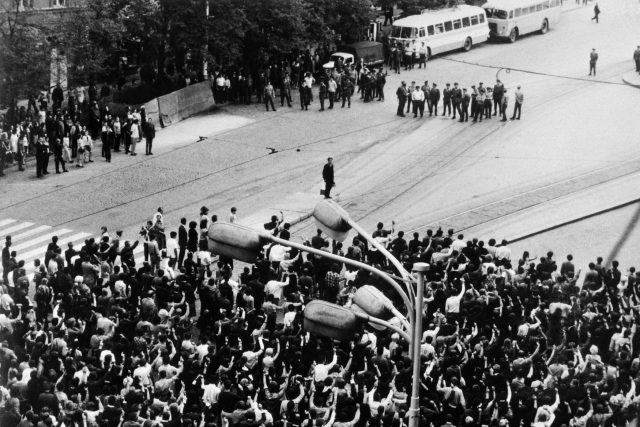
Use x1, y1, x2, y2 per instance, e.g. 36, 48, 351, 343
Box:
146, 122, 155, 140
322, 163, 334, 184
178, 224, 188, 247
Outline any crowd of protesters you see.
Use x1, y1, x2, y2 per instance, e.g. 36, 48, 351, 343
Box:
2, 199, 640, 427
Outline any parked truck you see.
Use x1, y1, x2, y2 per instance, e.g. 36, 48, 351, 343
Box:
323, 41, 385, 71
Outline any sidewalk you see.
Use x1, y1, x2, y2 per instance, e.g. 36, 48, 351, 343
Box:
2, 111, 253, 172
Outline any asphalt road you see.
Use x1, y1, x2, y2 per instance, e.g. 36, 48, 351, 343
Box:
1, 0, 639, 272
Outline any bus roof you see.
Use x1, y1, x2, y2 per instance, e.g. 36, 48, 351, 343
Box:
482, 0, 546, 10
393, 5, 486, 27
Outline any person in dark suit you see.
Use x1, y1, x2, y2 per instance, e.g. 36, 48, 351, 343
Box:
178, 217, 188, 268
145, 118, 155, 155
52, 138, 67, 173
429, 83, 440, 116
396, 81, 407, 117
322, 157, 334, 199
187, 221, 199, 253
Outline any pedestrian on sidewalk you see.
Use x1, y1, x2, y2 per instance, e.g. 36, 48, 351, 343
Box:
145, 118, 155, 155
589, 48, 598, 75
264, 81, 277, 112
322, 157, 335, 199
511, 86, 523, 120
592, 3, 600, 22
52, 138, 68, 173
319, 80, 327, 111
633, 46, 640, 73
130, 119, 140, 155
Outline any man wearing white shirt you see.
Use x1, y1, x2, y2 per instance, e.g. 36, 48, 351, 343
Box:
444, 279, 466, 315
411, 86, 425, 118
495, 239, 512, 264
265, 275, 289, 301
451, 234, 466, 253
166, 231, 179, 264
314, 350, 337, 382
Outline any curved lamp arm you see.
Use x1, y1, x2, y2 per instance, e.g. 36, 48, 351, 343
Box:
268, 233, 414, 328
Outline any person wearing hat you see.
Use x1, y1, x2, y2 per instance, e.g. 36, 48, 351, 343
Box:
396, 81, 408, 117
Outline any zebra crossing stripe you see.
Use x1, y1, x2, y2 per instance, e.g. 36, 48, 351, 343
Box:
10, 229, 73, 253
0, 222, 34, 236
0, 219, 17, 228
11, 225, 53, 242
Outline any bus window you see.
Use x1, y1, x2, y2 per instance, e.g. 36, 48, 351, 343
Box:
470, 15, 478, 25
543, 0, 549, 8
529, 6, 536, 13
479, 14, 485, 23
444, 21, 453, 31
435, 23, 444, 34
419, 27, 425, 37
427, 25, 434, 35
536, 3, 542, 11
453, 19, 461, 30
462, 17, 470, 27
515, 7, 521, 16
392, 26, 415, 38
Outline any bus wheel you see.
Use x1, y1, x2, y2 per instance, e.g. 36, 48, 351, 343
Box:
508, 28, 518, 43
540, 19, 549, 34
463, 37, 473, 51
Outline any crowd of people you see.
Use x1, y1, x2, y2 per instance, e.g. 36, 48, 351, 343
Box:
0, 84, 157, 178
1, 200, 640, 427
395, 79, 524, 122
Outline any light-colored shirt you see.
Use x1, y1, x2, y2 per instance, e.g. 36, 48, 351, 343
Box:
412, 89, 425, 101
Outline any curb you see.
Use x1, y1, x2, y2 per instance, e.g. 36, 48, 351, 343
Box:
507, 196, 640, 244
622, 71, 640, 89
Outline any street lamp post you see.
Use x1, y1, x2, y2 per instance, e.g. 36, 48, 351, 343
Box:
208, 201, 428, 427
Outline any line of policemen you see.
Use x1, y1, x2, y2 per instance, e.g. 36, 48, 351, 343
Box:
396, 79, 516, 122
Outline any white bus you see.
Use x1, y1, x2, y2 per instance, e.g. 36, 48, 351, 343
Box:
482, 0, 562, 43
389, 5, 490, 59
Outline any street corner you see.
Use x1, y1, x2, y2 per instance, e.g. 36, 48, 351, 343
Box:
622, 70, 640, 88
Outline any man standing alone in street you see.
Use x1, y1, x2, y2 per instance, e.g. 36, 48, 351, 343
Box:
633, 46, 640, 73
323, 157, 335, 199
511, 86, 523, 120
145, 118, 155, 155
589, 48, 598, 76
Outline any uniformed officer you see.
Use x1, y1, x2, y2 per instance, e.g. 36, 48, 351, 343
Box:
429, 83, 440, 116
451, 83, 462, 120
493, 79, 504, 116
460, 88, 470, 122
442, 83, 452, 116
396, 81, 408, 117
341, 77, 354, 108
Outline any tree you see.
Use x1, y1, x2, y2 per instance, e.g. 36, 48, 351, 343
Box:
0, 1, 51, 108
